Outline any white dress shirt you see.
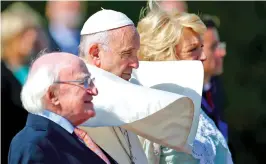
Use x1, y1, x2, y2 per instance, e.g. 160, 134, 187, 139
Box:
37, 109, 74, 134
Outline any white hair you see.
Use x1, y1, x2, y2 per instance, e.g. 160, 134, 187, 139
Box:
79, 31, 109, 59
21, 64, 61, 114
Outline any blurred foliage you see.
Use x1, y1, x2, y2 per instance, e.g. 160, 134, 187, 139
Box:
1, 1, 266, 164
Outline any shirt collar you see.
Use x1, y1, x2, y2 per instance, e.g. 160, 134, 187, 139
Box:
204, 82, 212, 91
37, 110, 75, 134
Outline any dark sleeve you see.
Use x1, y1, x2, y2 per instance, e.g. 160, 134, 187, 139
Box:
8, 144, 47, 164
25, 145, 45, 164
21, 145, 45, 164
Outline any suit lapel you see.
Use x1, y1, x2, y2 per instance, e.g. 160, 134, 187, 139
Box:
27, 114, 108, 164
79, 126, 132, 164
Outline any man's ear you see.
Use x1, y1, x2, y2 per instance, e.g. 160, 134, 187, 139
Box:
46, 86, 60, 106
88, 44, 101, 67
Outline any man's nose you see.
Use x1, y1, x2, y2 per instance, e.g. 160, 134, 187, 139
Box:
129, 56, 139, 69
87, 86, 98, 96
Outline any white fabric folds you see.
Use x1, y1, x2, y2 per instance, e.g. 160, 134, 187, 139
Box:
130, 60, 204, 151
81, 60, 203, 153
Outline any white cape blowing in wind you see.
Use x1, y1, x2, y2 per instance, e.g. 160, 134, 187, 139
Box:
81, 60, 203, 153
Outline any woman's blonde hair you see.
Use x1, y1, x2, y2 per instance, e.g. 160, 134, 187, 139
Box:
137, 1, 206, 61
1, 2, 43, 57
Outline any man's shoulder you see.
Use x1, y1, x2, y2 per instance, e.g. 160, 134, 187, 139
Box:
8, 132, 58, 164
10, 126, 49, 149
9, 126, 58, 162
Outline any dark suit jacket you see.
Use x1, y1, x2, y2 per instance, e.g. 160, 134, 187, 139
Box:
8, 113, 117, 164
201, 76, 227, 126
45, 27, 80, 56
201, 76, 235, 161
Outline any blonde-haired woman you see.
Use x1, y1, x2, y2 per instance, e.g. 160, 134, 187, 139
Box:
137, 3, 233, 164
1, 3, 46, 163
1, 2, 46, 85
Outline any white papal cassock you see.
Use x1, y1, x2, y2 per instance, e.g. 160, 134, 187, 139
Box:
79, 61, 204, 164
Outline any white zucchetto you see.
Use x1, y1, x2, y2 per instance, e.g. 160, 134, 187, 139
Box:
80, 9, 134, 35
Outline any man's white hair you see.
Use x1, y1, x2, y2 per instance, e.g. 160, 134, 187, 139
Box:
79, 31, 109, 59
21, 61, 62, 114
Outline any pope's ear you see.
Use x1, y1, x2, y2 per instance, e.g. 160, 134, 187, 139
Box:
89, 44, 99, 58
88, 44, 101, 67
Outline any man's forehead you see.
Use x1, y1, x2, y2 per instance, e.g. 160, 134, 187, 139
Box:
60, 62, 89, 77
110, 26, 140, 50
205, 28, 220, 42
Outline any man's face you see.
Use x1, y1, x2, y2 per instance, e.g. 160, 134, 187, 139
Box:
203, 28, 226, 76
57, 60, 98, 126
176, 27, 206, 61
48, 1, 82, 28
99, 25, 140, 81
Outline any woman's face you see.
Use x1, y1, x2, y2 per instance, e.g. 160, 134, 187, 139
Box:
18, 28, 38, 57
9, 28, 38, 60
175, 27, 206, 61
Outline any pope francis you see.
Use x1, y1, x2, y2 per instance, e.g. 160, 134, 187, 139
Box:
78, 9, 203, 164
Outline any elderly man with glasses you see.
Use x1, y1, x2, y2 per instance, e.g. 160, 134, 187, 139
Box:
8, 52, 118, 164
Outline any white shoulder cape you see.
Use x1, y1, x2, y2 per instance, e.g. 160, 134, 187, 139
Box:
81, 61, 203, 153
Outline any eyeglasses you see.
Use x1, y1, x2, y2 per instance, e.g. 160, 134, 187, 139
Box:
218, 42, 226, 49
210, 42, 226, 52
54, 76, 95, 89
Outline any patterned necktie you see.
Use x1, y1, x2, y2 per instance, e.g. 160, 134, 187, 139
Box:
74, 127, 111, 164
206, 90, 215, 110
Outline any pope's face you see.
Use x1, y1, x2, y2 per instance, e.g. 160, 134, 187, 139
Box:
98, 25, 140, 81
